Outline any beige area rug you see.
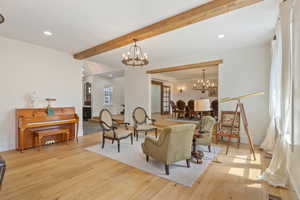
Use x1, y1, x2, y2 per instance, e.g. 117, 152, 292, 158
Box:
85, 136, 220, 187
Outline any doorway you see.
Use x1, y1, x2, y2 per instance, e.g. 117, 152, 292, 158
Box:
151, 80, 171, 115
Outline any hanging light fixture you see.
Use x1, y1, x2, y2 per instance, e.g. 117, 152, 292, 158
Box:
192, 69, 216, 93
122, 39, 149, 67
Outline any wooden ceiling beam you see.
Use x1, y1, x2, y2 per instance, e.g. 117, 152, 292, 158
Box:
146, 59, 223, 74
73, 0, 262, 60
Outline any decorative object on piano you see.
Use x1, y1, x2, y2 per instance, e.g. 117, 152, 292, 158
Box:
219, 91, 264, 160
29, 91, 47, 108
45, 98, 56, 116
16, 107, 79, 152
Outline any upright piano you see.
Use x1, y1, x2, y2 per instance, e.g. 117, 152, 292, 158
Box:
16, 107, 79, 152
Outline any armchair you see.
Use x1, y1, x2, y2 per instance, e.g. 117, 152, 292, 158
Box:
142, 124, 196, 175
132, 107, 158, 141
99, 109, 133, 152
195, 116, 217, 152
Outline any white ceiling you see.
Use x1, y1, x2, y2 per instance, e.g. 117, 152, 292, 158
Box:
0, 0, 278, 68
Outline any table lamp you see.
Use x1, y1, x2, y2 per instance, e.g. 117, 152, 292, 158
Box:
194, 99, 211, 112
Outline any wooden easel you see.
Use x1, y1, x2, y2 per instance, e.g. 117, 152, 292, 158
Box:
228, 101, 256, 160
221, 92, 264, 160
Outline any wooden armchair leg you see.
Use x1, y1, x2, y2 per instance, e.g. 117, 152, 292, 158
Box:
155, 129, 158, 138
130, 134, 133, 145
117, 140, 120, 153
186, 159, 190, 168
165, 164, 169, 175
208, 145, 211, 152
146, 155, 149, 162
102, 136, 105, 149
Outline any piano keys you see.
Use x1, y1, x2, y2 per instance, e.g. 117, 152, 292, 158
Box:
16, 107, 79, 152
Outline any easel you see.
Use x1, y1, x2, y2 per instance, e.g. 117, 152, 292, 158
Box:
221, 92, 264, 160
228, 101, 256, 160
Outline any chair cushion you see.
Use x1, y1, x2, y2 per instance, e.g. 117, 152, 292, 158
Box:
136, 124, 156, 131
104, 129, 132, 139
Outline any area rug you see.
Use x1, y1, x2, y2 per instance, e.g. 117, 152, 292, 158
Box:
85, 136, 220, 187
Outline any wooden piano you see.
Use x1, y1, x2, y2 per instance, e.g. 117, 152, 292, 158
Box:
16, 107, 79, 152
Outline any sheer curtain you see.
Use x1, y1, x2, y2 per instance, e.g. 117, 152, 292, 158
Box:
260, 0, 293, 187
260, 21, 282, 153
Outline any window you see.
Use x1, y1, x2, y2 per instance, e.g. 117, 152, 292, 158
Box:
104, 86, 113, 105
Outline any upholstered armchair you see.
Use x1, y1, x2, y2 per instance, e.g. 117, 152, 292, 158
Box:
132, 107, 158, 141
99, 109, 133, 152
142, 124, 196, 175
195, 116, 217, 152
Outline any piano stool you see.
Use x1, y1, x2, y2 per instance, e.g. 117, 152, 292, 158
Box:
33, 128, 70, 150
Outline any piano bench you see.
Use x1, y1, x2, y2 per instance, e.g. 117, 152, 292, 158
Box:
33, 128, 70, 150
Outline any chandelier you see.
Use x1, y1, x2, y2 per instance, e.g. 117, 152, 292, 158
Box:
122, 39, 149, 67
192, 69, 216, 93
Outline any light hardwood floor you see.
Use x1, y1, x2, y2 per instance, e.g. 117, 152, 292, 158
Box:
0, 118, 296, 200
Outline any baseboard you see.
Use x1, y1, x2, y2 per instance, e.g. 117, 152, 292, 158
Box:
288, 170, 300, 200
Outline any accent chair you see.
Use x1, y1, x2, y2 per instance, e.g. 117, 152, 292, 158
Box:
132, 107, 158, 141
195, 116, 217, 152
142, 124, 196, 175
99, 109, 133, 152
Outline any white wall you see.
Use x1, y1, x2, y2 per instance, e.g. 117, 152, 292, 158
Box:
0, 36, 83, 152
124, 69, 151, 124
91, 76, 125, 116
151, 84, 161, 113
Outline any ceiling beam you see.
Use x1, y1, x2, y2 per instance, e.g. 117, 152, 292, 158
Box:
73, 0, 262, 60
146, 59, 223, 74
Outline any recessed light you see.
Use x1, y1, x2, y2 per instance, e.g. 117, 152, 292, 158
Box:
43, 30, 53, 36
218, 34, 225, 39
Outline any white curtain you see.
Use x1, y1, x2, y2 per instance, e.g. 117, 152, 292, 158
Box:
260, 21, 282, 153
260, 0, 294, 187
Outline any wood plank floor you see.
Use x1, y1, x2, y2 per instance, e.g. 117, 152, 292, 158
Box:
0, 126, 296, 200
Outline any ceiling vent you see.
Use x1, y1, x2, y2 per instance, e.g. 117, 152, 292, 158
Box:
0, 14, 5, 24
